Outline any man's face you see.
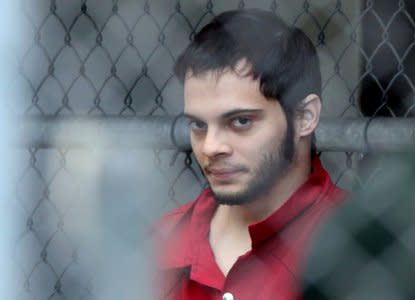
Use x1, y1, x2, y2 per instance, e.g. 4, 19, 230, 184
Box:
184, 71, 295, 205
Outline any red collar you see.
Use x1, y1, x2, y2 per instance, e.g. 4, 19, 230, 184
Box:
158, 157, 332, 270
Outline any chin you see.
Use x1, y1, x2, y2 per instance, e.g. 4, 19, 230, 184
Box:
211, 187, 257, 206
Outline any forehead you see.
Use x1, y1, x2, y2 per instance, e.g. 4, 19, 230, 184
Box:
183, 71, 280, 118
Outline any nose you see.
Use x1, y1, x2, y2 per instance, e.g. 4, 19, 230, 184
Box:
201, 128, 232, 158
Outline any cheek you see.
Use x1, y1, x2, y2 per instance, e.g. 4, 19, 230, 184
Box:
268, 119, 288, 145
190, 138, 199, 153
257, 125, 287, 148
190, 138, 204, 160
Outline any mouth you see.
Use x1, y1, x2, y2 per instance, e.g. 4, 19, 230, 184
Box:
205, 168, 244, 182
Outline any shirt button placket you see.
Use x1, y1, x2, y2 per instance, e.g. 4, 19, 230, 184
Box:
222, 292, 234, 300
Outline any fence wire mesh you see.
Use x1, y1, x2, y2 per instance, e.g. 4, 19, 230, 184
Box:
12, 0, 415, 299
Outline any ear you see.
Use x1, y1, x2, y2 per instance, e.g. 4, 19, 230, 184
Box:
295, 94, 321, 137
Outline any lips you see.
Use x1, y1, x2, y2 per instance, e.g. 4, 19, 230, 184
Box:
205, 167, 243, 181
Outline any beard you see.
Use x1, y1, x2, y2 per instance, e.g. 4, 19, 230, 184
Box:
209, 120, 295, 206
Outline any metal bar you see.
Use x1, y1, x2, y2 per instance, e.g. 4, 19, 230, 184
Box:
16, 116, 415, 152
316, 117, 415, 152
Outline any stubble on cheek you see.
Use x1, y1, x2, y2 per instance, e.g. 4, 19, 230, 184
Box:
208, 129, 294, 205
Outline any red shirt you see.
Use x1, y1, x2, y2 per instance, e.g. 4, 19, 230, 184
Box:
153, 158, 347, 300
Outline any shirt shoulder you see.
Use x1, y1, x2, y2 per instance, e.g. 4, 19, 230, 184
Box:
154, 200, 196, 233
151, 188, 212, 268
153, 188, 213, 231
325, 179, 349, 207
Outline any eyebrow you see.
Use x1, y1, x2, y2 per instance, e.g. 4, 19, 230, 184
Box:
184, 109, 264, 121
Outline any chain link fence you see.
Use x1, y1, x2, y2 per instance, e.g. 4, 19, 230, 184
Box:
11, 0, 415, 299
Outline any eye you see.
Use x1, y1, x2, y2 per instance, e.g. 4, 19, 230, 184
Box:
230, 117, 252, 129
189, 120, 207, 132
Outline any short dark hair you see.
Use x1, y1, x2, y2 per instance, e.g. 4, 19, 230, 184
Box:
174, 8, 322, 117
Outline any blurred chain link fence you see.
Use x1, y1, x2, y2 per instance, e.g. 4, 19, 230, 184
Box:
12, 0, 415, 299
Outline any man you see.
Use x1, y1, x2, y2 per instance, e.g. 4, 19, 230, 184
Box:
153, 9, 347, 300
